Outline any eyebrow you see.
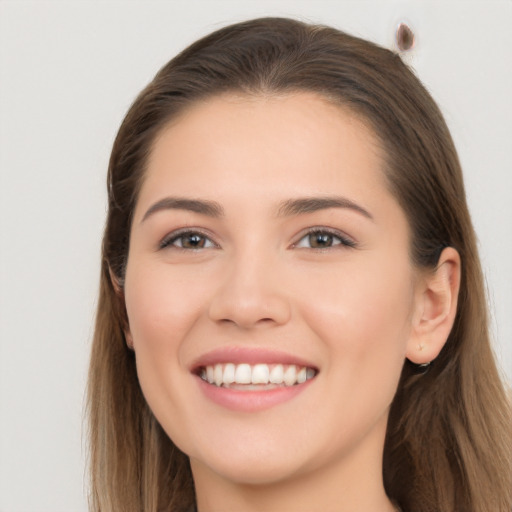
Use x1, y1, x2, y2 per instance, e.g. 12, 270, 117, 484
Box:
141, 195, 373, 223
276, 196, 373, 220
141, 197, 224, 222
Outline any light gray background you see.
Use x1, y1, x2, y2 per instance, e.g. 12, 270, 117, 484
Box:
1, 1, 510, 511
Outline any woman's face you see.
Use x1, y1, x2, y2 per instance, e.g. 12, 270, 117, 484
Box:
124, 92, 421, 486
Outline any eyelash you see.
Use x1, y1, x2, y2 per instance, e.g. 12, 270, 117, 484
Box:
159, 229, 217, 250
293, 228, 357, 250
159, 227, 357, 251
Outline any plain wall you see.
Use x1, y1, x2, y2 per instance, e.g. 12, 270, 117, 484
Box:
1, 1, 510, 510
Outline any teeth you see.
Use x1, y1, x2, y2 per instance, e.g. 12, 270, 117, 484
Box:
234, 364, 252, 384
214, 364, 223, 386
251, 364, 270, 384
200, 363, 316, 387
223, 363, 235, 384
269, 364, 284, 384
283, 365, 297, 386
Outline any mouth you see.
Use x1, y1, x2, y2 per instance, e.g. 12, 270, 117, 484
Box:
196, 363, 317, 389
190, 348, 319, 411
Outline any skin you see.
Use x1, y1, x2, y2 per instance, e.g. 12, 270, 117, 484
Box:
123, 92, 460, 512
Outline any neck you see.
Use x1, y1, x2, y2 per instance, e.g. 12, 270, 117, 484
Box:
191, 414, 396, 512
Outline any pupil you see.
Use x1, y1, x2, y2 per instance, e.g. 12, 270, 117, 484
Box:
310, 232, 332, 248
184, 234, 204, 248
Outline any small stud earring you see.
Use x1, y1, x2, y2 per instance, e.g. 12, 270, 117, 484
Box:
416, 361, 431, 374
407, 359, 432, 375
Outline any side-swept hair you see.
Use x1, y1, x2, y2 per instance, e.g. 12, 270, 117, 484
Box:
87, 17, 512, 512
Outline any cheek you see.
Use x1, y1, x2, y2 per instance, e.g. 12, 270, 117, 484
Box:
125, 263, 204, 349
123, 262, 211, 440
281, 255, 415, 457
123, 263, 209, 409
298, 254, 414, 366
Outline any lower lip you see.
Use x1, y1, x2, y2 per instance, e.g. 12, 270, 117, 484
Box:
195, 376, 314, 412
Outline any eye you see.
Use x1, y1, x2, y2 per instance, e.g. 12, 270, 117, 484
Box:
294, 229, 356, 249
160, 230, 217, 250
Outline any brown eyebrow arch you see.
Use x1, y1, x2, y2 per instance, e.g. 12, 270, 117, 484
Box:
141, 195, 372, 223
277, 196, 373, 220
141, 197, 224, 222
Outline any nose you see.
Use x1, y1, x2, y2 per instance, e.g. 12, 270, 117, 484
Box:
208, 254, 291, 329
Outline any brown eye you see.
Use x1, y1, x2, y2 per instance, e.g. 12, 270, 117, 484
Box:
160, 231, 215, 250
309, 232, 334, 248
294, 229, 356, 250
181, 233, 207, 249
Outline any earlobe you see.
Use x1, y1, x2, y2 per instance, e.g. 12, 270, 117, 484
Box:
109, 266, 124, 295
108, 266, 134, 350
124, 331, 134, 350
406, 247, 461, 365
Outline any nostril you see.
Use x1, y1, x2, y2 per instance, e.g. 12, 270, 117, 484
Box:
208, 290, 291, 328
215, 316, 279, 328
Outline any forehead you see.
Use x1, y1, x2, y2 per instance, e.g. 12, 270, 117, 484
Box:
137, 92, 389, 212
151, 91, 382, 167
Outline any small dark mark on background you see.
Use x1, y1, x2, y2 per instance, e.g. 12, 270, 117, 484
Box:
396, 22, 415, 51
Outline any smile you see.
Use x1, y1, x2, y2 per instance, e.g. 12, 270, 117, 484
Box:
199, 363, 317, 388
191, 349, 319, 411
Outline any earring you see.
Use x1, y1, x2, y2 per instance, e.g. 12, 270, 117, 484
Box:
407, 359, 431, 375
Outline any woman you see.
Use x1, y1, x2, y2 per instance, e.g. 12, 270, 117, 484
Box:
87, 17, 512, 512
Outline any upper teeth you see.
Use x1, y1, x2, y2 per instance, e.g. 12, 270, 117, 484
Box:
201, 363, 316, 387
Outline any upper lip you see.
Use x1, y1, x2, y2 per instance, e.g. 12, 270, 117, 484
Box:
189, 347, 319, 373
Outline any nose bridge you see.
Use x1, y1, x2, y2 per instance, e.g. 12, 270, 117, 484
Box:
208, 243, 291, 328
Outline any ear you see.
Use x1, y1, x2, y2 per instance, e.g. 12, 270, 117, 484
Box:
108, 266, 134, 350
406, 247, 461, 365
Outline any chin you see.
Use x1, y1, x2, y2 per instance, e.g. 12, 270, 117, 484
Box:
186, 436, 313, 487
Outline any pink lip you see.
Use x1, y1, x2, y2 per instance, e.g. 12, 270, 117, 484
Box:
189, 347, 318, 372
195, 374, 315, 412
190, 347, 318, 412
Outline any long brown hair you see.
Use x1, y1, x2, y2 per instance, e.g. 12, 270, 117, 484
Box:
87, 17, 512, 512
